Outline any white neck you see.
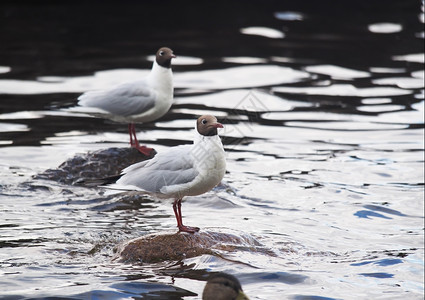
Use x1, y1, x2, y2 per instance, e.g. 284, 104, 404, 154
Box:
147, 60, 173, 87
194, 129, 223, 148
192, 129, 226, 176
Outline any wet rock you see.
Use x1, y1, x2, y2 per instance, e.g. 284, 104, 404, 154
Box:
35, 147, 155, 185
114, 230, 274, 263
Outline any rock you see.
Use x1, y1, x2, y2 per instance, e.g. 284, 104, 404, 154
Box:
114, 230, 274, 263
35, 147, 154, 185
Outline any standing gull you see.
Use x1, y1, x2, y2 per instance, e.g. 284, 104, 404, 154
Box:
105, 115, 226, 233
78, 47, 176, 155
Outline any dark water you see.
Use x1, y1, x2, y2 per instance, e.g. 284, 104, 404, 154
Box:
0, 1, 424, 299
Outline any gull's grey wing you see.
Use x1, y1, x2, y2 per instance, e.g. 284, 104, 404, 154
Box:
78, 80, 156, 117
116, 145, 199, 193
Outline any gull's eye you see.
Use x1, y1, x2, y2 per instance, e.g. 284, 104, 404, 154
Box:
159, 51, 164, 56
201, 119, 207, 124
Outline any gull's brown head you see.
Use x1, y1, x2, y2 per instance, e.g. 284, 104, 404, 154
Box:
155, 47, 176, 68
196, 115, 223, 137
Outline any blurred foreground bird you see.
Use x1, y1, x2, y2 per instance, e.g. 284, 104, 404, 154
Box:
203, 272, 250, 300
78, 47, 176, 155
100, 115, 226, 233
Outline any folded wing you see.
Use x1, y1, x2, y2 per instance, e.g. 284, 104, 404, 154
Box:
78, 80, 156, 117
116, 145, 199, 194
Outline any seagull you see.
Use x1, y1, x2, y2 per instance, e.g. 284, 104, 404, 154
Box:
103, 115, 226, 233
202, 272, 250, 300
77, 47, 176, 156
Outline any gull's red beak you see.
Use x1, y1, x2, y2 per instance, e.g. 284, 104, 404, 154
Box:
212, 122, 223, 128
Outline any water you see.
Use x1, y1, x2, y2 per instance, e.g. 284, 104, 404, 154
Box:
0, 1, 424, 299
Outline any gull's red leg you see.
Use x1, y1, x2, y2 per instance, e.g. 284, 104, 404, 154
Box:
173, 199, 183, 228
128, 123, 135, 147
131, 123, 139, 148
128, 123, 154, 156
175, 198, 199, 233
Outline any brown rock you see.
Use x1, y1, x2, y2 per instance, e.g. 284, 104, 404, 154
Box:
35, 147, 154, 184
114, 230, 273, 263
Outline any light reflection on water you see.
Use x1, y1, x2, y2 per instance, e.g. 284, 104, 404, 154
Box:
0, 1, 424, 299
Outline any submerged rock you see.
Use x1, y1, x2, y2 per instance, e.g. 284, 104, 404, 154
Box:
35, 147, 154, 185
114, 230, 274, 263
